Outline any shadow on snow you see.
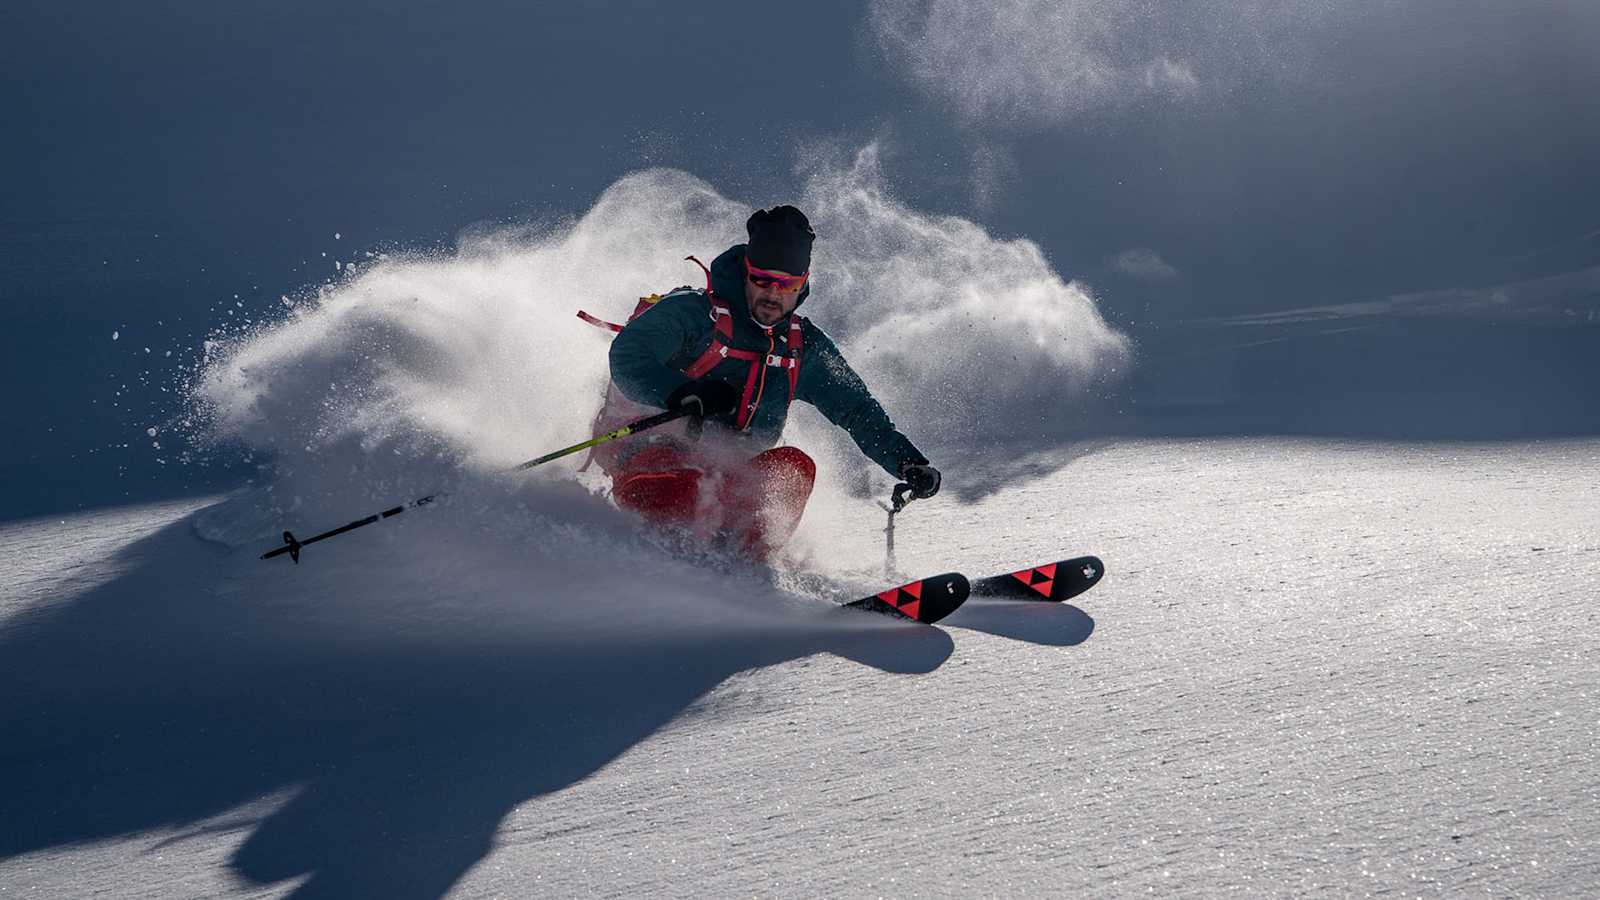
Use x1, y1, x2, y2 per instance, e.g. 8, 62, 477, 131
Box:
0, 510, 958, 899
946, 600, 1096, 647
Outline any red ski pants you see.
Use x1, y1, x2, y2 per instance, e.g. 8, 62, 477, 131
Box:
611, 445, 817, 561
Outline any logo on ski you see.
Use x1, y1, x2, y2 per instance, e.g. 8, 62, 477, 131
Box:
876, 580, 926, 620
1008, 563, 1059, 599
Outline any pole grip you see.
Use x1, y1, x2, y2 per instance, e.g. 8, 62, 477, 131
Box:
890, 482, 916, 514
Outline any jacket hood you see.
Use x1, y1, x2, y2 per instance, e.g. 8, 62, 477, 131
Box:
708, 244, 810, 328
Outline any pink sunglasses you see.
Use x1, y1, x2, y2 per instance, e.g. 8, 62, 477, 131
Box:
745, 258, 808, 291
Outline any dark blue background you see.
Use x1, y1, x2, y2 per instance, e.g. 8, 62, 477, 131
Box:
5, 0, 1598, 520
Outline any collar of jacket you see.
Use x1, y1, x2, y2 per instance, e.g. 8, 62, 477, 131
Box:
708, 243, 810, 332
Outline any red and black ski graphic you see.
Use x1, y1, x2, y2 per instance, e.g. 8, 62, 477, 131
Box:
844, 572, 970, 624
972, 556, 1104, 603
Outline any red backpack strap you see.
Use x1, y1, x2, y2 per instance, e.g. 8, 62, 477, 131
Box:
682, 302, 758, 378
576, 310, 624, 333
577, 289, 686, 335
684, 255, 713, 293
733, 351, 765, 430
678, 254, 735, 377
785, 318, 803, 400
762, 317, 803, 400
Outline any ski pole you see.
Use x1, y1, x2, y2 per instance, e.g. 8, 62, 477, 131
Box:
260, 408, 690, 563
506, 408, 688, 471
880, 482, 916, 578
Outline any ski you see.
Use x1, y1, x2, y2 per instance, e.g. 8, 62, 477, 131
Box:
972, 556, 1105, 603
837, 558, 1101, 624
843, 572, 970, 624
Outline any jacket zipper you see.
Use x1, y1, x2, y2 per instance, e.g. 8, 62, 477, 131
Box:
744, 329, 775, 431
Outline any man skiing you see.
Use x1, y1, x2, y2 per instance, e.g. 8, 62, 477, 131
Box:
592, 205, 941, 561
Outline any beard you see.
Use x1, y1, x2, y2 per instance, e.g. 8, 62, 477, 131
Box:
751, 297, 788, 325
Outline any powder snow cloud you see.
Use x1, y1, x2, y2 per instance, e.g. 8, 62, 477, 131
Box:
868, 0, 1347, 128
194, 144, 1129, 504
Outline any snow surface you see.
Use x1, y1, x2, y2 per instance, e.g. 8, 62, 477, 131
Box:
3, 438, 1598, 898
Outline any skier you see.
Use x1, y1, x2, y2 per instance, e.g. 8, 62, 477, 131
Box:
593, 205, 941, 561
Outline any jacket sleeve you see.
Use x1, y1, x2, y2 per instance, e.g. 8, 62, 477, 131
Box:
795, 323, 927, 478
607, 293, 704, 408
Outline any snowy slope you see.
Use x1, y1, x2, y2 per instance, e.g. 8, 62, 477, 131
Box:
4, 438, 1597, 898
6, 158, 1597, 898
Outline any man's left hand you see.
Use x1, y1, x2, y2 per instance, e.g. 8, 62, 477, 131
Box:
901, 462, 941, 500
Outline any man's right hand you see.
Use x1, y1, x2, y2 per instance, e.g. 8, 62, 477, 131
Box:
666, 378, 740, 419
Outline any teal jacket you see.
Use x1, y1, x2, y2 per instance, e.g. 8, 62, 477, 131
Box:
608, 245, 926, 477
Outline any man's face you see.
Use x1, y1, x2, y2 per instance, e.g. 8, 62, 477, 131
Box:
745, 265, 806, 327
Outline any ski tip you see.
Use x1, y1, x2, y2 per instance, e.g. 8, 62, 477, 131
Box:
973, 556, 1104, 603
845, 571, 970, 625
907, 572, 969, 624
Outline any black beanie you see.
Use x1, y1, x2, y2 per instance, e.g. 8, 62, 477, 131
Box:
745, 205, 815, 275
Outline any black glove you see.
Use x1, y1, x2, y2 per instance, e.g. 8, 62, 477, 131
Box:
900, 460, 941, 499
666, 377, 740, 419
